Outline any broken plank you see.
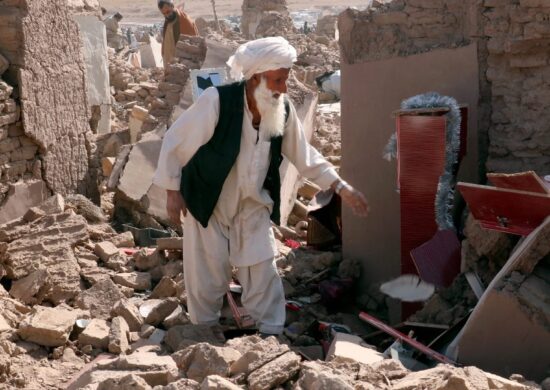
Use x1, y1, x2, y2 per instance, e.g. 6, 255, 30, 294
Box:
487, 171, 549, 195
358, 311, 457, 366
458, 182, 550, 236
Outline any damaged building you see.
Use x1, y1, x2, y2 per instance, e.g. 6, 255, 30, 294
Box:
0, 0, 548, 388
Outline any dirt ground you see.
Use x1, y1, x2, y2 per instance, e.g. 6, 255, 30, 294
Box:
100, 0, 370, 22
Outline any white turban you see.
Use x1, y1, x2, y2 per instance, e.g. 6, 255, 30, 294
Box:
227, 37, 297, 80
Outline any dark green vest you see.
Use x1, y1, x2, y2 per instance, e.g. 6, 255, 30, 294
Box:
180, 81, 286, 228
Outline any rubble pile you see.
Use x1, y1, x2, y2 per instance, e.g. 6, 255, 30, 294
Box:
108, 50, 164, 133
311, 104, 342, 170
0, 80, 38, 201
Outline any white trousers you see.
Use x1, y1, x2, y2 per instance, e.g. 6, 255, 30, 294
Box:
183, 213, 286, 334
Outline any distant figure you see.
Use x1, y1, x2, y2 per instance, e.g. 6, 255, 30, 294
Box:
303, 21, 310, 35
158, 0, 199, 67
104, 12, 125, 50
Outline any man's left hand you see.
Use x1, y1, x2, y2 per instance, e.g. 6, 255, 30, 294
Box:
339, 185, 369, 217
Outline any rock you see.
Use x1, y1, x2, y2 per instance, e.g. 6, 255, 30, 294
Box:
150, 276, 177, 298
112, 299, 144, 332
156, 237, 183, 251
78, 318, 110, 350
65, 194, 107, 223
95, 241, 120, 262
113, 272, 152, 291
18, 306, 77, 347
141, 324, 156, 338
36, 194, 65, 215
295, 361, 354, 390
97, 351, 179, 384
165, 324, 224, 352
109, 316, 130, 354
172, 342, 242, 383
225, 335, 264, 355
0, 213, 87, 303
369, 359, 409, 380
326, 333, 384, 365
111, 231, 136, 248
135, 249, 164, 271
200, 375, 242, 390
392, 365, 529, 390
142, 298, 179, 326
98, 373, 152, 390
9, 269, 48, 305
74, 278, 125, 319
247, 351, 301, 390
230, 337, 289, 376
105, 253, 130, 272
154, 378, 200, 389
162, 306, 190, 328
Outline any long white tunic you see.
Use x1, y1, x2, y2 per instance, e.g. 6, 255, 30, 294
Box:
153, 87, 340, 266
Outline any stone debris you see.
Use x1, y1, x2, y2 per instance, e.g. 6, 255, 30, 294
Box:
109, 316, 131, 354
78, 318, 110, 350
247, 351, 302, 390
18, 306, 78, 347
172, 342, 242, 383
112, 298, 145, 332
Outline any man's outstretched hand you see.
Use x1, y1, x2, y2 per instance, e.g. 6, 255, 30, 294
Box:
338, 183, 369, 218
166, 190, 187, 225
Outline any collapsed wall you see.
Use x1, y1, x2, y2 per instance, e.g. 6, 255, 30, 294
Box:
339, 0, 550, 176
0, 0, 98, 210
241, 0, 291, 38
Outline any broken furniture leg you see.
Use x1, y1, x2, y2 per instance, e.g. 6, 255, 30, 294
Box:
359, 311, 457, 365
226, 283, 255, 329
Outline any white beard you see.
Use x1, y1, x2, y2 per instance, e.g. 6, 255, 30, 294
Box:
253, 78, 286, 140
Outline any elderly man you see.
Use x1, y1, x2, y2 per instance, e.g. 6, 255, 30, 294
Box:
158, 0, 198, 66
153, 37, 368, 336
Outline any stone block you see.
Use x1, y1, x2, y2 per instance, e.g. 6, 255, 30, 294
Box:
111, 231, 135, 248
141, 298, 179, 326
326, 332, 385, 365
0, 179, 49, 225
200, 375, 242, 390
230, 338, 289, 376
74, 278, 125, 319
94, 241, 119, 262
156, 237, 183, 251
18, 306, 77, 347
9, 269, 48, 305
112, 299, 144, 332
247, 352, 301, 390
109, 316, 130, 354
172, 343, 242, 383
79, 318, 110, 350
162, 305, 190, 328
113, 272, 152, 291
165, 324, 223, 352
150, 276, 177, 299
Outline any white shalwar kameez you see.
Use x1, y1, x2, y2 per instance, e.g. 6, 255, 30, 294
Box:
153, 86, 340, 334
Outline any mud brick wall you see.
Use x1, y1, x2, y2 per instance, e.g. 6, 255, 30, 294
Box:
0, 0, 98, 201
482, 0, 550, 174
339, 0, 550, 177
0, 81, 39, 204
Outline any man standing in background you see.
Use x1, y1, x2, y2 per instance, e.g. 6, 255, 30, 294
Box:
158, 0, 199, 66
104, 12, 125, 51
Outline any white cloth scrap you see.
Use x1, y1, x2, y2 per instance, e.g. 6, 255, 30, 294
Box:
227, 36, 297, 80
